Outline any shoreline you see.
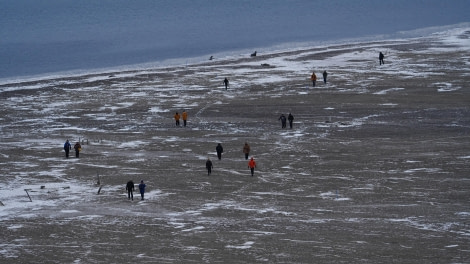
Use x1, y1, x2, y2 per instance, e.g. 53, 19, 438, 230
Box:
1, 23, 469, 86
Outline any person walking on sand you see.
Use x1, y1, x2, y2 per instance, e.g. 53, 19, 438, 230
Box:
206, 158, 213, 175
248, 157, 256, 177
216, 143, 224, 160
174, 112, 180, 126
64, 139, 71, 158
126, 180, 135, 200
138, 180, 146, 200
323, 70, 328, 84
310, 72, 317, 87
182, 110, 188, 127
243, 142, 250, 160
74, 141, 81, 158
223, 77, 229, 90
288, 113, 294, 129
279, 114, 287, 128
379, 52, 385, 65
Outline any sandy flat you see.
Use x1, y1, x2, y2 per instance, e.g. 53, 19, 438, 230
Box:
0, 28, 469, 263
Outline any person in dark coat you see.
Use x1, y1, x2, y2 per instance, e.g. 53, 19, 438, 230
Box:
223, 78, 229, 90
243, 142, 250, 160
288, 113, 294, 129
126, 180, 135, 200
206, 158, 213, 175
64, 139, 71, 158
216, 143, 224, 160
379, 52, 385, 65
138, 180, 146, 200
322, 70, 328, 84
74, 142, 81, 158
279, 114, 287, 128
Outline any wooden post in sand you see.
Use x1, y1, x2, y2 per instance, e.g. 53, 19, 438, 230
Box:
24, 189, 32, 202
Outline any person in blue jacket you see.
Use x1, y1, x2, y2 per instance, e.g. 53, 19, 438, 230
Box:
64, 139, 71, 158
138, 180, 146, 200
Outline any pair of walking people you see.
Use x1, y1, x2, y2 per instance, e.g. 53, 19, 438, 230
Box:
279, 113, 294, 129
310, 70, 328, 86
63, 139, 82, 158
216, 142, 250, 160
243, 142, 256, 177
174, 110, 188, 127
205, 143, 224, 176
126, 180, 146, 201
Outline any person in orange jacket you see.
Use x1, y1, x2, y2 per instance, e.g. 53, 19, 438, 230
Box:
174, 112, 180, 126
248, 157, 256, 177
310, 72, 317, 87
182, 110, 188, 127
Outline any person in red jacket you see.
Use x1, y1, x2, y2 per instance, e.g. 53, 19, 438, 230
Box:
248, 157, 256, 177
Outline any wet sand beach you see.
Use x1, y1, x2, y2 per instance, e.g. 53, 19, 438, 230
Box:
0, 29, 469, 263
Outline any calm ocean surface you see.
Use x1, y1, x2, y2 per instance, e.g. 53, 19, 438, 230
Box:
1, 0, 469, 81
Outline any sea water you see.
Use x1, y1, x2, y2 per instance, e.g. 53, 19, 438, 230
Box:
1, 0, 469, 81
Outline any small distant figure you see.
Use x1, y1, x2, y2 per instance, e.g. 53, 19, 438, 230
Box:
243, 142, 250, 160
209, 56, 213, 60
206, 158, 213, 175
323, 70, 328, 84
182, 110, 188, 127
251, 51, 257, 57
248, 157, 256, 177
126, 180, 135, 201
74, 141, 81, 158
288, 113, 294, 129
310, 72, 317, 87
216, 143, 224, 160
379, 52, 385, 65
138, 180, 146, 200
174, 112, 180, 126
64, 139, 71, 158
279, 114, 287, 129
223, 77, 229, 90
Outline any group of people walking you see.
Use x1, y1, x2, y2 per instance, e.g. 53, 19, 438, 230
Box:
174, 110, 188, 127
311, 52, 384, 87
63, 52, 388, 202
206, 142, 256, 177
63, 139, 81, 158
310, 70, 328, 87
126, 180, 146, 201
278, 113, 294, 129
